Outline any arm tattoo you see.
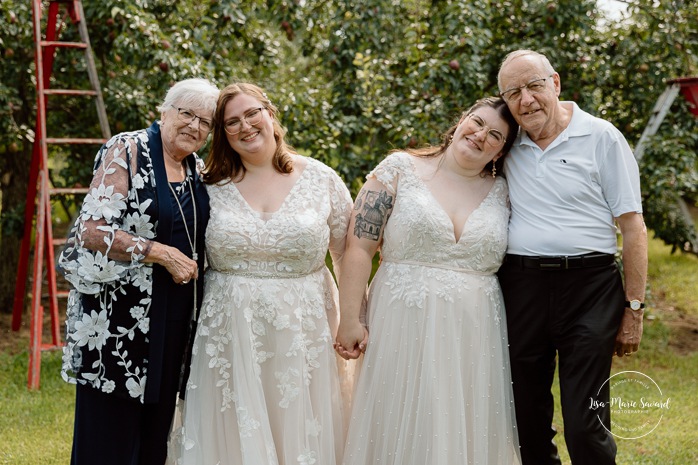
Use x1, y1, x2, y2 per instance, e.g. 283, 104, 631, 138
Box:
353, 189, 394, 241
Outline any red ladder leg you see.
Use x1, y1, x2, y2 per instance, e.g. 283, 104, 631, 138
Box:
28, 172, 49, 390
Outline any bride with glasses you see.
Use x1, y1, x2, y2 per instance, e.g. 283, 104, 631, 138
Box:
335, 96, 522, 465
172, 82, 354, 465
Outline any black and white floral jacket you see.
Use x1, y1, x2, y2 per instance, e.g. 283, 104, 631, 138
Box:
58, 121, 209, 403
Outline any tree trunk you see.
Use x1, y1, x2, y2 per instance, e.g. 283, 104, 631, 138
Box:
0, 140, 32, 314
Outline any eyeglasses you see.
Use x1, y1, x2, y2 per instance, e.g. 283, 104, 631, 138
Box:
224, 107, 265, 135
174, 107, 213, 132
500, 74, 554, 102
465, 114, 506, 146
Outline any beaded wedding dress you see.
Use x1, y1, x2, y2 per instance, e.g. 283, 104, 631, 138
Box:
171, 157, 353, 465
342, 152, 522, 465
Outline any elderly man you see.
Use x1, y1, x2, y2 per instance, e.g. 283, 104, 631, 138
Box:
496, 49, 647, 465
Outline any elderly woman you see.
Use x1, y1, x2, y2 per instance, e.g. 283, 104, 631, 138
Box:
58, 78, 219, 465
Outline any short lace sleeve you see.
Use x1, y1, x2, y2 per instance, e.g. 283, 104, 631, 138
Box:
327, 169, 353, 240
366, 152, 410, 196
326, 166, 353, 284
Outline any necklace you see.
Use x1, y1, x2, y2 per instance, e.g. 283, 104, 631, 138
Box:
168, 167, 198, 262
167, 165, 200, 324
167, 163, 200, 325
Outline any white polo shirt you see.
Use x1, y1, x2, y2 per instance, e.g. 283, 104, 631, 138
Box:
504, 101, 642, 256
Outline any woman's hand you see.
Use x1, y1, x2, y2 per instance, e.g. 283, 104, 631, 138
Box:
147, 241, 198, 284
334, 321, 368, 360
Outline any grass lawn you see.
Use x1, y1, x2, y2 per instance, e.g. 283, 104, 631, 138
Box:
551, 323, 698, 464
0, 350, 73, 464
551, 235, 698, 464
1, 234, 697, 464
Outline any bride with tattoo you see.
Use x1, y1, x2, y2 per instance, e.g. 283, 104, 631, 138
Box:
335, 97, 522, 465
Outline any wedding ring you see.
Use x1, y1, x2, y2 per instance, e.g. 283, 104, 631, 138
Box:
182, 280, 189, 284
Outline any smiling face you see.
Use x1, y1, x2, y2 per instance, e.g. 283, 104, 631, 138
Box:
498, 54, 561, 141
160, 106, 212, 161
223, 93, 275, 162
449, 106, 510, 171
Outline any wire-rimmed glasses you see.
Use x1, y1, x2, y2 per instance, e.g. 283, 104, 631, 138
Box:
465, 114, 506, 146
499, 74, 554, 103
174, 107, 213, 132
224, 107, 265, 135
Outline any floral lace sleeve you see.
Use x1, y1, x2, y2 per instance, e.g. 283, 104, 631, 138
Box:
59, 132, 155, 294
326, 168, 353, 278
82, 138, 153, 258
366, 152, 405, 195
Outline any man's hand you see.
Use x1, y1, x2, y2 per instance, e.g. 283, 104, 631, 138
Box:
614, 308, 643, 357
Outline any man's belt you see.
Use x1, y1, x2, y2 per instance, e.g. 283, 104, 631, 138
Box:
504, 253, 615, 270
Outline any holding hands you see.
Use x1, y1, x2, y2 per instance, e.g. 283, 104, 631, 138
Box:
334, 321, 368, 360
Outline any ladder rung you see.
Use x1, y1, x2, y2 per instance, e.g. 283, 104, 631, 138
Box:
43, 89, 98, 96
41, 40, 87, 49
46, 138, 107, 145
55, 290, 70, 299
50, 187, 89, 195
41, 290, 70, 299
40, 344, 64, 351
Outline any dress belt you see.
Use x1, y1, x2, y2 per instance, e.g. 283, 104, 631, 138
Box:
503, 253, 615, 270
212, 264, 324, 279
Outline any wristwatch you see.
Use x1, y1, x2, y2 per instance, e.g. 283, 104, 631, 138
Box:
625, 299, 645, 311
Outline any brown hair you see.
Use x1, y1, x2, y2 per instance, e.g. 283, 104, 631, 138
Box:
401, 96, 519, 176
204, 82, 295, 184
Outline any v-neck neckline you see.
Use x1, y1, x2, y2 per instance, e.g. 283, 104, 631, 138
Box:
404, 154, 497, 244
230, 161, 310, 223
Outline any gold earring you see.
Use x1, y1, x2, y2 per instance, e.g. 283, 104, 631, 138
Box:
492, 164, 497, 178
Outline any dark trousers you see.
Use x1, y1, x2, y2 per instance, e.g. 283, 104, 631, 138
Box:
70, 319, 188, 465
498, 258, 625, 465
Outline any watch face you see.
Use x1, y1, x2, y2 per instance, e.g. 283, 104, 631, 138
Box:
630, 300, 641, 310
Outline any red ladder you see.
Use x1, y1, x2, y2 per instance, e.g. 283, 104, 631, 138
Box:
12, 0, 111, 389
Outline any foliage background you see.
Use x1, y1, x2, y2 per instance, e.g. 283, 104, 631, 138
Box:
1, 0, 697, 310
0, 2, 697, 464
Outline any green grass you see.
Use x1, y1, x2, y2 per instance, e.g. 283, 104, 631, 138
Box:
551, 338, 698, 464
549, 234, 698, 465
645, 234, 698, 315
0, 350, 74, 465
1, 234, 696, 464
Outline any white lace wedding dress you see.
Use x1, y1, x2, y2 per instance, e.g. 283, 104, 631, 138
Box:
172, 157, 353, 465
342, 152, 521, 465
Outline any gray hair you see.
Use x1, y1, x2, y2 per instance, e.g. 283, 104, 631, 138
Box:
497, 50, 556, 92
157, 78, 220, 115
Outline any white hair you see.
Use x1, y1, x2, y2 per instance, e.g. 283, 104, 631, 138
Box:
497, 50, 556, 92
157, 78, 220, 115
